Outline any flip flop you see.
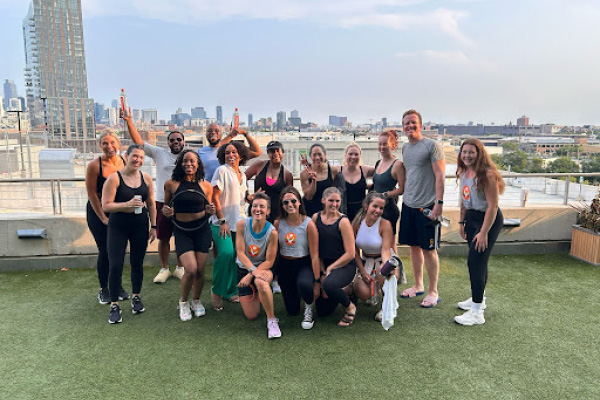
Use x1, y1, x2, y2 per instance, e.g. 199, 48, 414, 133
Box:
400, 287, 425, 298
338, 312, 356, 327
420, 296, 441, 308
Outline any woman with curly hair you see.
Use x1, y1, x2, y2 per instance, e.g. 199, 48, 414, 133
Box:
455, 138, 505, 326
209, 141, 249, 310
163, 150, 215, 321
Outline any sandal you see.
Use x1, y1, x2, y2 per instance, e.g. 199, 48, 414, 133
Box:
338, 312, 356, 327
211, 293, 224, 311
228, 295, 240, 303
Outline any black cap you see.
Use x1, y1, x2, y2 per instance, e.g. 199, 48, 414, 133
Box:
267, 141, 284, 151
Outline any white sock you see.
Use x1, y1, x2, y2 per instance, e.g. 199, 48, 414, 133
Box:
160, 267, 169, 271
175, 266, 184, 270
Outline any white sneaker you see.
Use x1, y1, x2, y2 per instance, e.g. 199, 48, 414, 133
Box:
457, 297, 486, 311
454, 310, 485, 326
191, 299, 206, 317
173, 267, 185, 280
179, 301, 192, 321
267, 319, 282, 339
301, 304, 314, 330
153, 268, 171, 283
375, 310, 383, 322
271, 280, 282, 294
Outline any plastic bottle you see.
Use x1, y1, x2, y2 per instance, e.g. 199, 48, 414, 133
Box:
420, 208, 450, 227
120, 88, 131, 117
232, 108, 239, 130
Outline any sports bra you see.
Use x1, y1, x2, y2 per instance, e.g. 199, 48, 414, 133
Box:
355, 217, 382, 255
172, 180, 207, 214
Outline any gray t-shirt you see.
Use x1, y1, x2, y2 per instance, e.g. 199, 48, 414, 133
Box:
143, 143, 178, 203
401, 137, 444, 208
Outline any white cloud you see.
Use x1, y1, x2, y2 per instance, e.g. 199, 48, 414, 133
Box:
396, 49, 470, 64
82, 0, 473, 45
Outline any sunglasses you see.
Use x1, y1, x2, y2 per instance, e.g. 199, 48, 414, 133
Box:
282, 199, 298, 206
169, 138, 183, 142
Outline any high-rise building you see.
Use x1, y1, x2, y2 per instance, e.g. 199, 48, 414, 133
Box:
142, 109, 158, 124
94, 102, 104, 121
3, 80, 18, 109
132, 109, 141, 122
382, 117, 387, 128
23, 0, 94, 148
329, 115, 340, 126
517, 115, 530, 126
277, 111, 286, 130
191, 107, 206, 119
248, 113, 253, 127
291, 110, 299, 119
216, 106, 223, 124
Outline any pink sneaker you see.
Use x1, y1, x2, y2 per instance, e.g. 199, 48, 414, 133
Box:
267, 319, 281, 339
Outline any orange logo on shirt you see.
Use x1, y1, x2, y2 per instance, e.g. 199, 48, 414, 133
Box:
285, 232, 297, 246
248, 245, 260, 257
462, 185, 471, 201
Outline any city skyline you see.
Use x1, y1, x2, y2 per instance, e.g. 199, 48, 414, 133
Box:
1, 0, 599, 126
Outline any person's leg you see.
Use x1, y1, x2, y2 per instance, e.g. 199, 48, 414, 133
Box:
210, 225, 238, 303
107, 224, 128, 303
87, 203, 109, 293
179, 251, 197, 303
321, 263, 357, 325
278, 258, 302, 315
296, 261, 315, 306
421, 249, 439, 306
240, 292, 261, 320
255, 270, 275, 318
468, 210, 503, 304
192, 252, 208, 300
129, 218, 149, 296
154, 202, 173, 283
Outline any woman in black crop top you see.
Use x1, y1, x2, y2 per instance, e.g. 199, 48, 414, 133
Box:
312, 187, 358, 327
301, 144, 339, 217
102, 144, 156, 324
335, 142, 375, 222
85, 130, 126, 305
163, 150, 215, 321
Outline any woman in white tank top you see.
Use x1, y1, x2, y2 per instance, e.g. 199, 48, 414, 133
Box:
351, 192, 396, 321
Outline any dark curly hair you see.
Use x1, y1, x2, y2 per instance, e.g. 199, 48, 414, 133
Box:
171, 149, 205, 182
217, 141, 248, 166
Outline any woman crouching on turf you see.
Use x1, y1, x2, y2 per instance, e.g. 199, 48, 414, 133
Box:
163, 150, 215, 321
351, 192, 397, 321
235, 192, 281, 339
274, 187, 320, 330
455, 138, 505, 326
102, 144, 156, 324
313, 187, 357, 327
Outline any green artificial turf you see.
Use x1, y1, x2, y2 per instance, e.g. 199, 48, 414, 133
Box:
1, 254, 598, 400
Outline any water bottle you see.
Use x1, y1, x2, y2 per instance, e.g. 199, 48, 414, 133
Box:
232, 108, 239, 130
380, 249, 402, 277
133, 195, 142, 214
120, 88, 130, 117
421, 208, 450, 227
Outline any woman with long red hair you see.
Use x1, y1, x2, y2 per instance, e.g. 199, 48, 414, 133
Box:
455, 138, 505, 326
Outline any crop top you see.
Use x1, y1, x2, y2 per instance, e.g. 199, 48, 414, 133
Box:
355, 217, 382, 255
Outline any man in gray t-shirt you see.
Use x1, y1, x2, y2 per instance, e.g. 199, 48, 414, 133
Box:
397, 109, 446, 308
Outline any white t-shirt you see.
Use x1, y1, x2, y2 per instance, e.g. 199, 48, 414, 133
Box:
143, 143, 178, 203
210, 164, 247, 232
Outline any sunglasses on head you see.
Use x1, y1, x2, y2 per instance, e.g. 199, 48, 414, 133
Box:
283, 199, 298, 206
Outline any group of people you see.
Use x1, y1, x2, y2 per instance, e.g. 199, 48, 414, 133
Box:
85, 108, 505, 337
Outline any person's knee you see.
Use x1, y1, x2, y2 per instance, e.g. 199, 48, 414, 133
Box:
255, 278, 271, 293
321, 277, 336, 294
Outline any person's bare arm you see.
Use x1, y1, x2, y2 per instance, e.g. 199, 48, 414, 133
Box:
386, 161, 405, 198
284, 169, 294, 187
257, 230, 278, 271
102, 174, 141, 213
430, 158, 446, 219
144, 173, 157, 243
325, 218, 356, 274
122, 113, 144, 145
380, 219, 394, 264
245, 160, 266, 180
300, 169, 317, 200
236, 129, 262, 159
85, 159, 107, 224
472, 172, 500, 252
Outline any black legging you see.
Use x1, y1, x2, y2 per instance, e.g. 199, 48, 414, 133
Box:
86, 202, 109, 289
315, 260, 356, 317
383, 199, 400, 235
277, 256, 314, 315
108, 212, 149, 302
465, 208, 503, 304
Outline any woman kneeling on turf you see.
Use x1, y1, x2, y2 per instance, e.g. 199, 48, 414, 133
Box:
163, 150, 215, 321
235, 193, 281, 339
351, 192, 397, 321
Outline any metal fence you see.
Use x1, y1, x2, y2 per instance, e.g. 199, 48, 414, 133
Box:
1, 173, 599, 215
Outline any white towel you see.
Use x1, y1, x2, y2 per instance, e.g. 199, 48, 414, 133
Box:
381, 275, 399, 331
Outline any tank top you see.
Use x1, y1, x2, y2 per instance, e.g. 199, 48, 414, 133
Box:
96, 155, 125, 197
355, 217, 382, 255
316, 213, 347, 261
278, 217, 310, 258
172, 180, 207, 214
114, 171, 149, 204
373, 159, 397, 193
254, 161, 287, 221
337, 166, 367, 219
236, 218, 275, 268
461, 172, 489, 212
303, 164, 333, 216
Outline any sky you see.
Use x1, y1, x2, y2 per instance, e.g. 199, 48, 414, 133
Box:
1, 0, 599, 126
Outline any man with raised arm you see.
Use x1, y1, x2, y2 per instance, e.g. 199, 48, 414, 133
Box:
122, 113, 185, 283
397, 109, 446, 308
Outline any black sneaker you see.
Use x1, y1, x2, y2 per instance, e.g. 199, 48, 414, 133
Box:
97, 288, 110, 305
108, 304, 122, 324
118, 287, 130, 301
131, 295, 145, 314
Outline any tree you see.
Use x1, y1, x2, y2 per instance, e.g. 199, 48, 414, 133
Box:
527, 157, 545, 173
491, 154, 505, 170
502, 141, 519, 153
582, 158, 600, 173
546, 157, 580, 173
502, 150, 528, 172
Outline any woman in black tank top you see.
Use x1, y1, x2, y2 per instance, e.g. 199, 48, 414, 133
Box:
312, 187, 358, 326
335, 143, 375, 222
301, 144, 339, 217
101, 144, 157, 324
245, 141, 293, 223
163, 150, 215, 321
85, 130, 125, 305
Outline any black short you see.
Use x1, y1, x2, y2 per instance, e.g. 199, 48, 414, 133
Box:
398, 203, 441, 250
237, 267, 256, 297
173, 220, 212, 256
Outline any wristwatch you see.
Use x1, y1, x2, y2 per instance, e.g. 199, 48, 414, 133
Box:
219, 218, 226, 225
313, 277, 321, 283
435, 199, 444, 205
249, 266, 257, 273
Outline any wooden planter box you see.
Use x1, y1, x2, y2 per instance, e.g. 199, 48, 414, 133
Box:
570, 225, 600, 265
